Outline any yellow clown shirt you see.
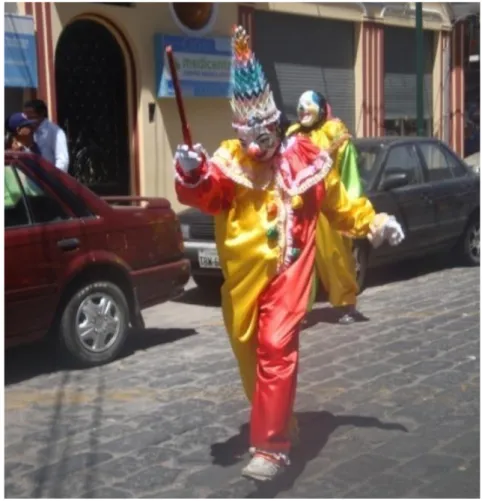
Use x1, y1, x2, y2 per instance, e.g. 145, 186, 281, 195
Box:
175, 135, 375, 401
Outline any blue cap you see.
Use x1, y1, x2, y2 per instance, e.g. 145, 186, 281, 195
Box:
6, 113, 37, 133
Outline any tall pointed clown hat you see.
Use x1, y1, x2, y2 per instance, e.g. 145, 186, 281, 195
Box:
230, 26, 281, 131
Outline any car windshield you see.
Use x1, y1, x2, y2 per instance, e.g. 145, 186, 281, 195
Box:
353, 142, 380, 187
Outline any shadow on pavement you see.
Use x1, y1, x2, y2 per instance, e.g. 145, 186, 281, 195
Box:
172, 286, 222, 307
7, 325, 189, 498
211, 411, 408, 498
5, 327, 197, 386
28, 369, 108, 498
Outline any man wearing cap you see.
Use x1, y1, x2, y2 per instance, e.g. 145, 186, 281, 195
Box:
23, 99, 69, 172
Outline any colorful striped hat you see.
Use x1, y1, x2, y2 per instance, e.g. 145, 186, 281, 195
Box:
230, 25, 281, 131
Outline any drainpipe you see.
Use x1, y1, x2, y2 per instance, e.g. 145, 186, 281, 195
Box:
415, 3, 425, 136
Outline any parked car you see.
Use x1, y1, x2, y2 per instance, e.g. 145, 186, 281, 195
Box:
465, 151, 480, 175
179, 137, 480, 292
5, 152, 190, 366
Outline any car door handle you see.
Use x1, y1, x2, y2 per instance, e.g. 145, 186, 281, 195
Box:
57, 238, 80, 251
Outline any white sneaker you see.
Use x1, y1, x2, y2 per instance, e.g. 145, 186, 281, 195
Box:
241, 452, 288, 482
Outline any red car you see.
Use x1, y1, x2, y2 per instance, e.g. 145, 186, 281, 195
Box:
5, 152, 190, 366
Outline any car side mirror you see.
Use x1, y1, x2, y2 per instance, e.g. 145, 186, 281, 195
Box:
381, 172, 409, 191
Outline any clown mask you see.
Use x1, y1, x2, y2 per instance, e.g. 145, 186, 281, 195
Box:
237, 118, 281, 162
297, 91, 326, 128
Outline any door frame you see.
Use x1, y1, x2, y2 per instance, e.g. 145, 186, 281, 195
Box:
55, 13, 141, 196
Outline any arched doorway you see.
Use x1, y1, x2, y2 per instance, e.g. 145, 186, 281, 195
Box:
55, 19, 130, 196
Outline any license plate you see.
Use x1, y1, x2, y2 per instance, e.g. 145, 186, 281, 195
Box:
198, 249, 220, 269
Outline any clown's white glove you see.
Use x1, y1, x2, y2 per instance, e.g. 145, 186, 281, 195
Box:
175, 143, 205, 173
367, 213, 405, 249
385, 217, 405, 246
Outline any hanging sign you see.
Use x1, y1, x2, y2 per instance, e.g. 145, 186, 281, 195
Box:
5, 14, 38, 88
154, 34, 232, 98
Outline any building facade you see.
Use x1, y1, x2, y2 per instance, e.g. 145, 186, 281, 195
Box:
7, 2, 467, 211
5, 2, 37, 116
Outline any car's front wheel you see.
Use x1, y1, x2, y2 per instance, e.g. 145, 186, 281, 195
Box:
58, 281, 130, 367
460, 216, 480, 266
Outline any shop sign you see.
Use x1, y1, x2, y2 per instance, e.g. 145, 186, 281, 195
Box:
5, 14, 38, 88
154, 34, 232, 98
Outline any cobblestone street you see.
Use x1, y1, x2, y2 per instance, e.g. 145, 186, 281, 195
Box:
4, 258, 480, 498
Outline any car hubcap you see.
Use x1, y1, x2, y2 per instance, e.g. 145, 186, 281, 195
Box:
76, 293, 121, 353
468, 222, 480, 261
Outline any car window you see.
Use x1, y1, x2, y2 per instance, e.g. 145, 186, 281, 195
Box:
354, 143, 379, 186
5, 165, 30, 228
12, 165, 71, 225
21, 157, 94, 219
418, 143, 455, 182
438, 144, 469, 178
382, 145, 424, 185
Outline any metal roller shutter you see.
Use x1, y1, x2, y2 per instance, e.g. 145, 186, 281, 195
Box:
253, 10, 356, 133
384, 26, 434, 121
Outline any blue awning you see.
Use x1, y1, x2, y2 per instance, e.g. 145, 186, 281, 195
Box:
5, 14, 38, 89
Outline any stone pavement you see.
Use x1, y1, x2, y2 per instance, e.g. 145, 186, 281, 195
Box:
4, 258, 480, 498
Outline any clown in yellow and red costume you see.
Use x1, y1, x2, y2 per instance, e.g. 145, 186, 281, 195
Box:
287, 91, 370, 323
174, 26, 404, 482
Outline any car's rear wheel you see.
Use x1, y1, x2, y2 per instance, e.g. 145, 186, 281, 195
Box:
353, 242, 369, 293
460, 216, 480, 266
58, 281, 130, 367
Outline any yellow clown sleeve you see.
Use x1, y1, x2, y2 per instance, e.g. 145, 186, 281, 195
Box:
321, 169, 375, 238
317, 120, 350, 173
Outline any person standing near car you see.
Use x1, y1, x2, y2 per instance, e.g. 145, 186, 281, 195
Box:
23, 99, 70, 172
286, 91, 368, 324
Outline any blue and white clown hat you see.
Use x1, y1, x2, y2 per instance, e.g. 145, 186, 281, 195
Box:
230, 25, 281, 131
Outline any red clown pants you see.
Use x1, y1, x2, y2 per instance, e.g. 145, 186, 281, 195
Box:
250, 240, 316, 453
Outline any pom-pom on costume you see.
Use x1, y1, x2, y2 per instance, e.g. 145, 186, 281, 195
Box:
287, 91, 369, 322
173, 26, 404, 482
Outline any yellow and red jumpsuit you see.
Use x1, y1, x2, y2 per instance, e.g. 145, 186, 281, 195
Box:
175, 135, 376, 453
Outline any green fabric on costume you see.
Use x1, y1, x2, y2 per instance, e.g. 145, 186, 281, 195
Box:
340, 142, 363, 198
